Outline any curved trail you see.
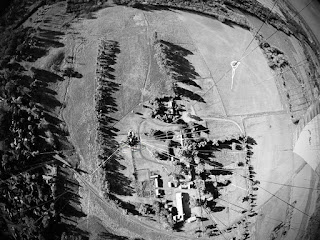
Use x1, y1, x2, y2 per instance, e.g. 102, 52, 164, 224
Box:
201, 116, 244, 134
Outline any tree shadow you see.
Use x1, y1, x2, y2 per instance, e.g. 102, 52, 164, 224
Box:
31, 87, 62, 110
155, 40, 205, 103
98, 230, 145, 240
63, 67, 83, 78
174, 85, 205, 103
129, 3, 171, 12
31, 67, 64, 83
208, 169, 233, 176
2, 61, 89, 239
0, 20, 87, 239
33, 36, 64, 49
246, 136, 257, 148
109, 195, 139, 215
173, 221, 185, 232
44, 221, 89, 240
15, 27, 65, 63
158, 40, 201, 88
182, 192, 191, 219
51, 156, 89, 239
38, 28, 64, 41
95, 40, 134, 197
154, 151, 170, 161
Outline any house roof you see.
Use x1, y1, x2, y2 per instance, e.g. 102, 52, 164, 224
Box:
176, 192, 184, 218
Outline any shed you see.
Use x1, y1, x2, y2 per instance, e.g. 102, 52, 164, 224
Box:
187, 216, 197, 223
168, 181, 174, 188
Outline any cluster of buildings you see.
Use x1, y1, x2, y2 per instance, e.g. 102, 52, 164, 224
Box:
151, 173, 198, 224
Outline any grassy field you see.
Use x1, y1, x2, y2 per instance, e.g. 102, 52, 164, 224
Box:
244, 114, 302, 204
176, 11, 284, 116
246, 13, 318, 121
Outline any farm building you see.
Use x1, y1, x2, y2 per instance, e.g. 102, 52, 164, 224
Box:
176, 192, 185, 221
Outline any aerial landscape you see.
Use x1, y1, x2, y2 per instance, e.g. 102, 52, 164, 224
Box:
0, 0, 320, 239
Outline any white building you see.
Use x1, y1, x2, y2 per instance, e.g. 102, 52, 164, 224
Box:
176, 192, 184, 221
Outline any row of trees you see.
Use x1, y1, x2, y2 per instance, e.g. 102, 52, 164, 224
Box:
114, 0, 251, 29
0, 3, 88, 238
154, 39, 206, 103
223, 0, 291, 35
115, 0, 313, 43
0, 67, 66, 239
255, 34, 289, 70
94, 39, 135, 198
95, 39, 119, 198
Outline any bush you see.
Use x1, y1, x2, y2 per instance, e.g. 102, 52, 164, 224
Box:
217, 15, 225, 23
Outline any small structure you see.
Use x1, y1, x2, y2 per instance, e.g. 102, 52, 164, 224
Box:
179, 184, 188, 190
187, 216, 197, 223
187, 182, 194, 189
150, 174, 159, 179
154, 177, 159, 188
207, 196, 214, 201
127, 130, 139, 146
168, 181, 176, 188
152, 175, 164, 197
155, 189, 161, 198
173, 215, 184, 222
151, 174, 161, 188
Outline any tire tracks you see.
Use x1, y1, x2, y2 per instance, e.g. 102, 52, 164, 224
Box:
141, 11, 152, 102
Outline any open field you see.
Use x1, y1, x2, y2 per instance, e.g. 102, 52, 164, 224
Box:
246, 13, 317, 121
244, 114, 302, 205
177, 11, 284, 116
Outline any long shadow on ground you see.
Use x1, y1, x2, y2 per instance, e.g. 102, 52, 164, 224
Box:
95, 40, 135, 198
98, 231, 145, 240
155, 40, 205, 103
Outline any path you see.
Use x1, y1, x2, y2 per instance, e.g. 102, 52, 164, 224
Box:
201, 116, 244, 134
140, 12, 152, 102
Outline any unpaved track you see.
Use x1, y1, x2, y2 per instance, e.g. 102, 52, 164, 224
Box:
141, 12, 152, 103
